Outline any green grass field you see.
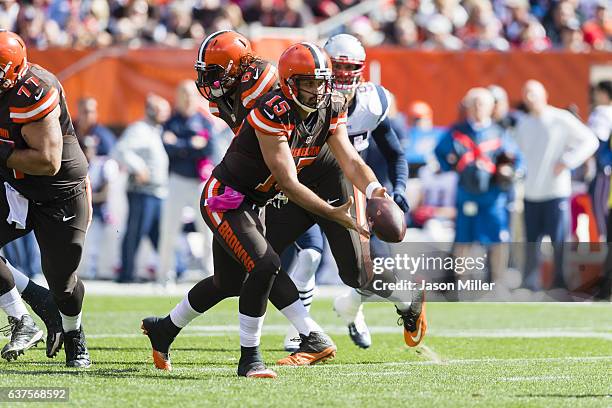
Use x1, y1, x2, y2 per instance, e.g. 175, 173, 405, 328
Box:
0, 295, 610, 407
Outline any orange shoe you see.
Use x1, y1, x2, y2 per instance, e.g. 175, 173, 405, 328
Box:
141, 317, 173, 371
397, 290, 427, 347
277, 332, 337, 366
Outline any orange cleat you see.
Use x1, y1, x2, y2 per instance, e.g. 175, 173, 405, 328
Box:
141, 318, 173, 371
397, 290, 427, 347
276, 332, 337, 366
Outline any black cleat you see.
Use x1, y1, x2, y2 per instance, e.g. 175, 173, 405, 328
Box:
237, 347, 277, 378
0, 315, 44, 361
141, 317, 175, 371
276, 331, 337, 366
64, 327, 91, 368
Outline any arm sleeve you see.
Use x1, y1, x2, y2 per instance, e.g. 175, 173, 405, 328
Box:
371, 116, 408, 191
560, 112, 599, 169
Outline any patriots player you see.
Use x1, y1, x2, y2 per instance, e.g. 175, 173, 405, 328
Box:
282, 34, 413, 351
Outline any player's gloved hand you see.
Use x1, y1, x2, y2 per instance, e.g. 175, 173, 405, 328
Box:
268, 192, 289, 209
393, 189, 410, 213
0, 139, 15, 167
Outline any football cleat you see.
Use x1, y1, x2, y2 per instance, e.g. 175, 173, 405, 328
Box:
276, 331, 336, 366
141, 317, 174, 371
396, 289, 427, 347
0, 315, 44, 361
237, 361, 277, 378
283, 326, 301, 352
64, 327, 91, 368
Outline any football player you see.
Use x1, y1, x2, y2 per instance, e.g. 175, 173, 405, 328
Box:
0, 31, 91, 367
142, 38, 354, 378
194, 30, 278, 134
281, 34, 417, 351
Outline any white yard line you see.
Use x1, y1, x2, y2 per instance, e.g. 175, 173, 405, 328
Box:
88, 325, 612, 340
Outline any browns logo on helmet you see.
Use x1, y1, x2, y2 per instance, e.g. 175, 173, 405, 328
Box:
0, 30, 28, 93
278, 42, 333, 113
195, 30, 254, 100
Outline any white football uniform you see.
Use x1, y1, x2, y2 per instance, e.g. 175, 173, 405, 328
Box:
346, 82, 392, 153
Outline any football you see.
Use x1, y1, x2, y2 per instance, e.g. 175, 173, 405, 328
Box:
366, 197, 406, 243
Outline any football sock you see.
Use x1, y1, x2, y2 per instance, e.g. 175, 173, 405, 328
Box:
238, 313, 264, 347
21, 280, 55, 325
279, 299, 322, 336
289, 248, 321, 312
169, 296, 201, 329
0, 287, 28, 319
60, 311, 82, 332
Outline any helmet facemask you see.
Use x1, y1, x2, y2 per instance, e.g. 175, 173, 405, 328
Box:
287, 69, 333, 113
331, 58, 364, 96
194, 60, 237, 100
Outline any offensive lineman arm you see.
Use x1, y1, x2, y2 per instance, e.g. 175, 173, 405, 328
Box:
6, 105, 62, 176
327, 123, 387, 199
256, 128, 368, 237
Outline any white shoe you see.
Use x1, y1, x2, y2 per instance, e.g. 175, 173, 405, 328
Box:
283, 326, 301, 352
334, 293, 372, 348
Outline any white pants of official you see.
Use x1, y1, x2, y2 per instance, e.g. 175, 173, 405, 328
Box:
157, 173, 214, 284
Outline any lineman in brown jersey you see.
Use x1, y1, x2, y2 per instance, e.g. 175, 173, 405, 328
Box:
0, 31, 91, 367
194, 30, 278, 134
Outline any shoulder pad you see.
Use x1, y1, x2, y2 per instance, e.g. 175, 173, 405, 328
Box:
240, 60, 279, 109
9, 69, 60, 124
246, 91, 294, 136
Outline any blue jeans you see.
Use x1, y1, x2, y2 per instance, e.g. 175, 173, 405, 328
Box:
523, 198, 569, 290
119, 192, 162, 282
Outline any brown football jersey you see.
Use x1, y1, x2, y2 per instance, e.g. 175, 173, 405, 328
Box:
0, 64, 88, 202
208, 59, 278, 134
212, 88, 348, 206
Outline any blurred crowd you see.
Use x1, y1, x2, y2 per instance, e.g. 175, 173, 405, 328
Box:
1, 0, 611, 51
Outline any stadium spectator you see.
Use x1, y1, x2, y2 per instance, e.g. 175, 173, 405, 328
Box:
435, 88, 516, 284
503, 0, 535, 45
422, 14, 464, 50
459, 0, 510, 50
404, 100, 446, 168
559, 18, 589, 51
75, 97, 116, 157
78, 136, 119, 279
157, 81, 218, 286
112, 94, 170, 283
0, 0, 19, 31
544, 0, 579, 46
582, 0, 612, 50
514, 80, 598, 290
393, 16, 419, 47
588, 80, 612, 240
519, 18, 552, 50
